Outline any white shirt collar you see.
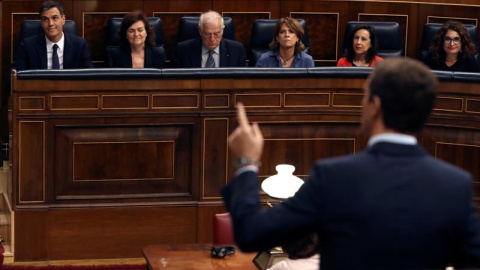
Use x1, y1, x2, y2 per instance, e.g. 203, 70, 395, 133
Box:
201, 44, 219, 55
368, 133, 417, 147
45, 32, 65, 51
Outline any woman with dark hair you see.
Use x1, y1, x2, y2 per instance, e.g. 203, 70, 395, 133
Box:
422, 21, 479, 72
337, 24, 383, 67
256, 17, 314, 68
108, 10, 165, 68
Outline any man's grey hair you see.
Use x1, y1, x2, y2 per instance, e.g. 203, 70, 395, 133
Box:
198, 10, 225, 31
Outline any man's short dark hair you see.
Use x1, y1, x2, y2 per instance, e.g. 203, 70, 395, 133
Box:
281, 232, 318, 260
369, 58, 437, 133
39, 1, 64, 16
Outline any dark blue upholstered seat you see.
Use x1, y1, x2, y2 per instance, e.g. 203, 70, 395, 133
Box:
342, 21, 403, 58
19, 20, 77, 42
418, 23, 479, 62
106, 17, 165, 48
176, 16, 235, 44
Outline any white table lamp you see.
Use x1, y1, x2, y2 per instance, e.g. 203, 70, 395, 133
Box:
261, 164, 304, 199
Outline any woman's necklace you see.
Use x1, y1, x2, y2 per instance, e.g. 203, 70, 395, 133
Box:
280, 54, 295, 66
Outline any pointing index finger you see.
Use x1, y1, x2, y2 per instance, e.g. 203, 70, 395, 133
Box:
236, 102, 250, 129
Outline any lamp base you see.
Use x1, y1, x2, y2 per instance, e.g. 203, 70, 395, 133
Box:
252, 247, 288, 270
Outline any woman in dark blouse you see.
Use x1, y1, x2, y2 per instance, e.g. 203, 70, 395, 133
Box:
422, 21, 479, 72
108, 10, 165, 68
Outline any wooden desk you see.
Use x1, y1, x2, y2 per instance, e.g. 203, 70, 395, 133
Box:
10, 69, 480, 261
142, 244, 258, 270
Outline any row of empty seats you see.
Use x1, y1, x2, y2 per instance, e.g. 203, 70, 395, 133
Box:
17, 17, 480, 66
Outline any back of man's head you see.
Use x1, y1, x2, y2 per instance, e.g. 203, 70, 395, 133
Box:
39, 1, 64, 16
369, 57, 437, 133
281, 232, 318, 260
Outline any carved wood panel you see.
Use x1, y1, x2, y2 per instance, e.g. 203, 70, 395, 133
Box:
281, 0, 348, 66
257, 122, 358, 179
222, 12, 271, 51
54, 124, 194, 202
34, 207, 197, 260
427, 16, 477, 26
12, 72, 480, 261
19, 121, 45, 203
419, 126, 480, 204
152, 12, 201, 63
11, 13, 38, 63
203, 118, 228, 199
83, 13, 127, 65
291, 13, 339, 63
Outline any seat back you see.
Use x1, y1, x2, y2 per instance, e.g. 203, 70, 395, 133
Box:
213, 213, 234, 246
341, 21, 403, 58
15, 20, 77, 64
106, 17, 165, 48
176, 16, 235, 44
19, 20, 77, 42
419, 23, 479, 59
248, 19, 310, 67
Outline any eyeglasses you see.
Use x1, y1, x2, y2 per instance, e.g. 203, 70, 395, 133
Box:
443, 37, 461, 44
211, 246, 235, 258
201, 31, 223, 38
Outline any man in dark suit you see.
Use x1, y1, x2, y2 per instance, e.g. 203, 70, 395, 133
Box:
15, 1, 93, 70
223, 58, 480, 270
172, 10, 246, 68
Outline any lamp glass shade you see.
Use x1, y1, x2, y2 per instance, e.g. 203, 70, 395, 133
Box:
261, 164, 304, 199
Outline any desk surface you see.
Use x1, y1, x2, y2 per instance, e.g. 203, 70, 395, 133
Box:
142, 244, 258, 270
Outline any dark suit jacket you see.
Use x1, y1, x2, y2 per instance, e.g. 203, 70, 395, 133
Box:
172, 38, 247, 68
222, 142, 480, 270
107, 46, 165, 68
15, 33, 93, 70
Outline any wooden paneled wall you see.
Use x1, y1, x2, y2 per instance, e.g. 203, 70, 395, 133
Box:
3, 0, 480, 70
11, 69, 480, 261
4, 0, 480, 262
3, 0, 480, 140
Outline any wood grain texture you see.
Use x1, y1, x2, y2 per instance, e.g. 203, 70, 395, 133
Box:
11, 73, 480, 261
143, 244, 258, 270
42, 207, 196, 260
4, 0, 480, 261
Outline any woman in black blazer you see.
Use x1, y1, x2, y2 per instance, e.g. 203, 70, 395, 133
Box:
422, 21, 479, 72
108, 10, 165, 68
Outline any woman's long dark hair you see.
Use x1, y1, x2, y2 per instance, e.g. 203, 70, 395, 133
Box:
344, 24, 378, 64
429, 21, 476, 64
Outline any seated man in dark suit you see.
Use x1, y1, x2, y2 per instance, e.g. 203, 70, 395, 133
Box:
172, 10, 247, 68
223, 58, 480, 270
15, 1, 93, 70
